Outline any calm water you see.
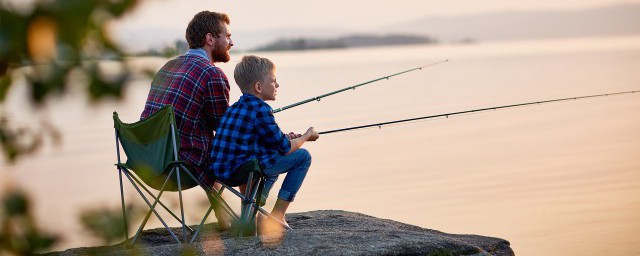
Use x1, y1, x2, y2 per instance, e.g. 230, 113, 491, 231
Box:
2, 36, 640, 255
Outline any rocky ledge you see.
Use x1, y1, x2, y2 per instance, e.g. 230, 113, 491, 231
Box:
46, 210, 514, 256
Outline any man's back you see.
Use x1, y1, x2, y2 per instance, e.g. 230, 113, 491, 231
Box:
141, 52, 229, 186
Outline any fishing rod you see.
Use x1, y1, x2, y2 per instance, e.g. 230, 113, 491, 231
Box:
272, 59, 449, 113
319, 90, 639, 135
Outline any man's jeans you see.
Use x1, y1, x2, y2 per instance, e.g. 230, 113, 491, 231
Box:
261, 148, 312, 203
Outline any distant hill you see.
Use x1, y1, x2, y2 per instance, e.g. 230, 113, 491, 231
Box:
253, 34, 436, 51
394, 4, 640, 42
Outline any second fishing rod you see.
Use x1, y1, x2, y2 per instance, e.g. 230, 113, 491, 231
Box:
318, 90, 640, 135
272, 59, 449, 114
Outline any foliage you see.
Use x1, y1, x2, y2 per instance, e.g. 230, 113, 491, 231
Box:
79, 204, 145, 244
0, 0, 141, 163
1, 0, 142, 253
0, 189, 58, 255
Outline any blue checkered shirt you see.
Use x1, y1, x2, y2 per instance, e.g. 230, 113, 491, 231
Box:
210, 93, 291, 180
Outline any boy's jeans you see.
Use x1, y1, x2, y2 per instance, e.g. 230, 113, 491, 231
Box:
261, 148, 312, 204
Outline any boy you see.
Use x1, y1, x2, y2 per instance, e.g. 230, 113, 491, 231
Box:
210, 55, 319, 231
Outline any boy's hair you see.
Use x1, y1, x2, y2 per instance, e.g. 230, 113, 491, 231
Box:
234, 55, 275, 93
186, 11, 230, 49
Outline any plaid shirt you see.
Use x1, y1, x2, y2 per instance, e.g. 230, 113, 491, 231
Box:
210, 93, 291, 181
141, 48, 229, 190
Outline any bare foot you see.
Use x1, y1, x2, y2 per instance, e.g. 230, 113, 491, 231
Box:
258, 214, 287, 247
215, 212, 232, 231
257, 214, 288, 235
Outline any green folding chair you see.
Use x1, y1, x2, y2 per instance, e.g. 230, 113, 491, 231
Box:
113, 105, 238, 246
114, 105, 291, 244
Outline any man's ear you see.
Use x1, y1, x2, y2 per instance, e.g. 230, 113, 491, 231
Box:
205, 33, 215, 46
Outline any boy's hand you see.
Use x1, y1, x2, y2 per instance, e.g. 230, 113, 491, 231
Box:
286, 127, 319, 155
286, 132, 302, 140
304, 127, 319, 142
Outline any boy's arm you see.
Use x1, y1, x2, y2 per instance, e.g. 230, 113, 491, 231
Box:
255, 106, 292, 155
286, 127, 319, 155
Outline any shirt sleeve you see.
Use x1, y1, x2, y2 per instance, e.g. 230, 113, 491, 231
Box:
254, 104, 291, 155
203, 67, 230, 131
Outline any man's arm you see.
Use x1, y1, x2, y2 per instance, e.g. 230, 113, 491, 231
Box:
203, 69, 230, 130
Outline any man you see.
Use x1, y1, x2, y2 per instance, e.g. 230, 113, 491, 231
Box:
140, 11, 234, 229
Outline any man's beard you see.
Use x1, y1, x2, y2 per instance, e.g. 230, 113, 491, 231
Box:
211, 43, 230, 63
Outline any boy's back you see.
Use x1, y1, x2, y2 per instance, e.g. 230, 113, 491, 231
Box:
210, 93, 290, 181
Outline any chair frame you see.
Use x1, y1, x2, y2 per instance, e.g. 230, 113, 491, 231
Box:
215, 170, 293, 237
113, 107, 291, 247
114, 114, 238, 246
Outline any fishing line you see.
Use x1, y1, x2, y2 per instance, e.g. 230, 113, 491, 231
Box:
272, 59, 449, 113
319, 90, 640, 135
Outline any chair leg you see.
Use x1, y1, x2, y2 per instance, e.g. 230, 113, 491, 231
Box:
124, 169, 181, 246
238, 173, 261, 237
177, 165, 240, 242
219, 183, 246, 202
128, 172, 194, 233
176, 166, 188, 243
179, 165, 239, 222
210, 177, 292, 235
246, 177, 262, 223
213, 186, 241, 221
190, 204, 215, 243
118, 168, 129, 240
242, 180, 254, 223
206, 190, 239, 221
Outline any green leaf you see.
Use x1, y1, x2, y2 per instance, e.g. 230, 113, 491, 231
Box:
2, 191, 28, 217
0, 75, 11, 101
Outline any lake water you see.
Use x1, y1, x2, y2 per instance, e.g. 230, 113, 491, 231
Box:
2, 35, 640, 255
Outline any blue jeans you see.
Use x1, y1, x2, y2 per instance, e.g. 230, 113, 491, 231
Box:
261, 148, 312, 203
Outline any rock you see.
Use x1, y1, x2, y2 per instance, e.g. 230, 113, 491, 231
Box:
44, 210, 513, 256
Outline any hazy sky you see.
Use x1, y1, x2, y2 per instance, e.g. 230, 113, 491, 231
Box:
106, 0, 640, 51
114, 0, 640, 31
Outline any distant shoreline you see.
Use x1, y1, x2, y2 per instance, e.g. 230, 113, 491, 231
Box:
252, 33, 440, 52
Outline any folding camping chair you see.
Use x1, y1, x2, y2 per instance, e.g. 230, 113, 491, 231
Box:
113, 105, 289, 246
113, 105, 238, 246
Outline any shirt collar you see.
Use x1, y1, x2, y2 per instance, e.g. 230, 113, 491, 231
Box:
241, 93, 269, 105
241, 93, 261, 102
241, 93, 273, 109
185, 48, 210, 61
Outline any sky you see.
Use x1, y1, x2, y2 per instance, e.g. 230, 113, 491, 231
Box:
7, 0, 640, 51
116, 0, 640, 30
108, 0, 640, 51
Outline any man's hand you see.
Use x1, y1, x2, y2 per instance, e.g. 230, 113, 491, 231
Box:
285, 132, 302, 140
